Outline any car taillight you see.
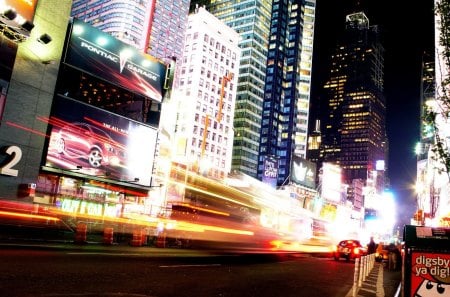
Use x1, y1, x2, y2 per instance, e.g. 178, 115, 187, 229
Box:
354, 248, 360, 255
269, 240, 282, 249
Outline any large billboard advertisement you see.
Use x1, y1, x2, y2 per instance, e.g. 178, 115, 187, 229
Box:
45, 95, 157, 186
64, 19, 166, 102
290, 155, 316, 189
1, 0, 38, 22
321, 163, 342, 202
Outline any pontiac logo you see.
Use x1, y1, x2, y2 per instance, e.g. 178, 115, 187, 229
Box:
79, 39, 157, 81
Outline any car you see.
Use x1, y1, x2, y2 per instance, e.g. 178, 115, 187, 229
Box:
53, 122, 126, 169
333, 239, 367, 261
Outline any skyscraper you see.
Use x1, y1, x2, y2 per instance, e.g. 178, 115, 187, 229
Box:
257, 0, 316, 186
320, 12, 387, 188
169, 6, 240, 178
190, 0, 315, 184
189, 0, 272, 177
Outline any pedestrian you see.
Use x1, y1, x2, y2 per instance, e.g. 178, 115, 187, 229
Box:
388, 242, 401, 271
367, 236, 377, 254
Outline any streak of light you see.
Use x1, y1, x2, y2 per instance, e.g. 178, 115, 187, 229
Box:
0, 210, 60, 222
6, 121, 49, 138
174, 203, 230, 217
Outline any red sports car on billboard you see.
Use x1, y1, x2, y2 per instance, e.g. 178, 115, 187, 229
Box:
53, 122, 126, 169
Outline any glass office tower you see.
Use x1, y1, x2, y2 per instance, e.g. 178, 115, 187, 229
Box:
257, 0, 316, 186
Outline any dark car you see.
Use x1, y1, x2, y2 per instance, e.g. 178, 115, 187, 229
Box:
333, 239, 367, 261
53, 122, 126, 168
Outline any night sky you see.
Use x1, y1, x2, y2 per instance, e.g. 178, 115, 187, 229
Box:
310, 0, 435, 227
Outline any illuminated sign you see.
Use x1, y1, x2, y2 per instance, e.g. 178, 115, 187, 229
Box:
64, 19, 166, 102
321, 163, 342, 202
290, 155, 316, 189
1, 0, 38, 22
375, 160, 385, 171
45, 95, 158, 186
410, 251, 450, 297
57, 197, 121, 218
261, 155, 278, 188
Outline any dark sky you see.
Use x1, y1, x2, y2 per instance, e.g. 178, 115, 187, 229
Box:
311, 0, 435, 227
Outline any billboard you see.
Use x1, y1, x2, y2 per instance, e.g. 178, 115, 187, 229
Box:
290, 155, 316, 189
64, 18, 166, 102
410, 251, 450, 297
321, 163, 342, 202
1, 0, 38, 22
261, 155, 278, 188
45, 95, 157, 186
405, 226, 450, 297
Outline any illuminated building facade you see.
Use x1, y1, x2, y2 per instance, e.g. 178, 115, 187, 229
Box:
432, 0, 450, 224
71, 0, 152, 51
416, 0, 450, 226
70, 0, 190, 64
189, 0, 315, 185
0, 0, 71, 199
320, 12, 387, 187
257, 0, 316, 187
415, 56, 435, 225
170, 6, 240, 178
0, 0, 171, 232
189, 0, 272, 177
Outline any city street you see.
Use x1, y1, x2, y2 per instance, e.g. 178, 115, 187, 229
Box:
0, 245, 355, 297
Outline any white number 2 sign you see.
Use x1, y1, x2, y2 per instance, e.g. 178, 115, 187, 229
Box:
0, 145, 22, 177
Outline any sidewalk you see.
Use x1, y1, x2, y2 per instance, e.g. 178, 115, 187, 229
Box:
346, 261, 402, 297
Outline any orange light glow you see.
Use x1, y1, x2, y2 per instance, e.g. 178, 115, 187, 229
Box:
175, 203, 230, 217
0, 210, 60, 222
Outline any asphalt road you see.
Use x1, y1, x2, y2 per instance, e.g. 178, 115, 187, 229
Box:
0, 245, 355, 297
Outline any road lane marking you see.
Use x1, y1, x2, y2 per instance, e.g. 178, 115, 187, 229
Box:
159, 264, 221, 268
67, 252, 141, 256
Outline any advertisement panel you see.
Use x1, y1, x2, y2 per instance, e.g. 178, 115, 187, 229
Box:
290, 155, 316, 189
321, 163, 342, 202
261, 155, 278, 188
45, 95, 157, 186
64, 19, 166, 102
1, 0, 38, 22
410, 251, 450, 296
404, 225, 450, 297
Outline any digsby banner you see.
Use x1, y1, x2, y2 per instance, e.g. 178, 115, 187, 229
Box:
410, 251, 450, 297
